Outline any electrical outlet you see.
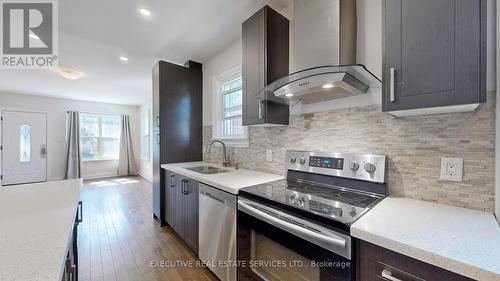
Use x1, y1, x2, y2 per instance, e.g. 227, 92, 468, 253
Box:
440, 157, 463, 182
266, 150, 273, 162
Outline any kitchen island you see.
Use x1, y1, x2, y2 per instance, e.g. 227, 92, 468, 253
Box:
0, 179, 82, 281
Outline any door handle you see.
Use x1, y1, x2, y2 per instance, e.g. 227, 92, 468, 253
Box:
40, 144, 47, 158
258, 99, 264, 119
390, 67, 395, 102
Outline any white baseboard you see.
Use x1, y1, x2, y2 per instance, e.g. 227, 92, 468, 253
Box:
82, 172, 119, 180
138, 172, 152, 182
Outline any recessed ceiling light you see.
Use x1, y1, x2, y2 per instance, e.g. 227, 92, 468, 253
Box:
29, 33, 40, 40
119, 56, 129, 62
322, 83, 334, 89
285, 93, 294, 97
55, 67, 86, 80
139, 8, 151, 16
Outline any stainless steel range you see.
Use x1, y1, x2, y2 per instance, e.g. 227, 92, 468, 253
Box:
237, 150, 387, 281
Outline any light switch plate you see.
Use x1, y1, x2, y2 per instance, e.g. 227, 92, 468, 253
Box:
440, 157, 463, 182
266, 150, 273, 162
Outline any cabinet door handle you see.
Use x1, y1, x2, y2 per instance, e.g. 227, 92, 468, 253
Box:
258, 99, 264, 119
381, 269, 403, 281
157, 133, 160, 144
170, 175, 175, 187
182, 179, 188, 195
70, 264, 76, 281
76, 201, 83, 224
390, 67, 395, 102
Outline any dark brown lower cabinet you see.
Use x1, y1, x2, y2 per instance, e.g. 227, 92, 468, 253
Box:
356, 240, 473, 281
62, 201, 82, 281
164, 171, 199, 255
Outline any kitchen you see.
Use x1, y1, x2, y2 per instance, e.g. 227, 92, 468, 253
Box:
0, 0, 499, 281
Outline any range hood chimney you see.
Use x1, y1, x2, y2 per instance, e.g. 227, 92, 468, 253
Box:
258, 0, 381, 104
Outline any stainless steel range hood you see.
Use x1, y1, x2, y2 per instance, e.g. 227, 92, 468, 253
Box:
258, 0, 381, 105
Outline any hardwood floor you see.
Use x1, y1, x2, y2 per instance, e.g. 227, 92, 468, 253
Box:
78, 176, 218, 281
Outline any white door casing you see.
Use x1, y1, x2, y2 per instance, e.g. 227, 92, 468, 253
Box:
1, 111, 47, 185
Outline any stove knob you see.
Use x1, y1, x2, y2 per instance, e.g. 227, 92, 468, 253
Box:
350, 208, 357, 217
299, 157, 306, 165
298, 197, 306, 207
364, 163, 377, 173
290, 156, 297, 163
350, 161, 360, 171
289, 194, 297, 202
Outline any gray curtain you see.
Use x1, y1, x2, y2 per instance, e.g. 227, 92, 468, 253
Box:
65, 111, 81, 179
118, 115, 137, 176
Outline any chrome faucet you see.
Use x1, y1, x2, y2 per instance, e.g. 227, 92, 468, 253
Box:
207, 139, 230, 167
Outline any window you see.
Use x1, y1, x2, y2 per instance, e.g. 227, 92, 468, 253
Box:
80, 114, 121, 160
142, 109, 150, 160
213, 64, 248, 146
19, 124, 31, 162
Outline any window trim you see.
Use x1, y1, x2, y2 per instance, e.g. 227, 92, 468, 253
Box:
212, 64, 248, 147
80, 114, 121, 161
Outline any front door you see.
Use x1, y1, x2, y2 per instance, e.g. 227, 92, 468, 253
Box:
1, 110, 47, 185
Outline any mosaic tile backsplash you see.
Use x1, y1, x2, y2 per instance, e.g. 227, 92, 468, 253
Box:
204, 92, 496, 212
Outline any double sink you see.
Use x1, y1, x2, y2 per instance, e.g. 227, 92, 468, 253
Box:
185, 165, 230, 175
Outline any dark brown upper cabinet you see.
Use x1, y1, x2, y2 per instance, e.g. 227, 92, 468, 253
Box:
242, 5, 290, 126
382, 0, 486, 117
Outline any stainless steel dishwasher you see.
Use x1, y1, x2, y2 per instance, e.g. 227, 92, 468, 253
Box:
199, 183, 237, 281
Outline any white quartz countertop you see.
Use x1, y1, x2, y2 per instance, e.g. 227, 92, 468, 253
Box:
161, 162, 283, 194
0, 179, 82, 281
351, 197, 500, 281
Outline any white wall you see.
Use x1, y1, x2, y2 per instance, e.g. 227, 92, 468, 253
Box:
203, 40, 242, 126
139, 102, 153, 181
0, 92, 141, 180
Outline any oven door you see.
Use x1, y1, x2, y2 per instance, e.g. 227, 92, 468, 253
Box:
237, 198, 353, 281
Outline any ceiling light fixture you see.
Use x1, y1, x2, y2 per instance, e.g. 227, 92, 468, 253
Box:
139, 8, 151, 16
322, 83, 334, 89
285, 93, 294, 97
119, 56, 129, 62
55, 67, 86, 80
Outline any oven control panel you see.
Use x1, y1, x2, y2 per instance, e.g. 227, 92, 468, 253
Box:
309, 200, 343, 217
309, 156, 344, 170
286, 150, 387, 184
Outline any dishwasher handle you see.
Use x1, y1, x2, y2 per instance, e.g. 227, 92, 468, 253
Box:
200, 190, 226, 204
199, 184, 237, 209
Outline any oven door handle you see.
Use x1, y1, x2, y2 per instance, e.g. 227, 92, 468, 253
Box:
238, 200, 346, 247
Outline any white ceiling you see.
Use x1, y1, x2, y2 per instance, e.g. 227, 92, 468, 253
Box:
0, 0, 290, 106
